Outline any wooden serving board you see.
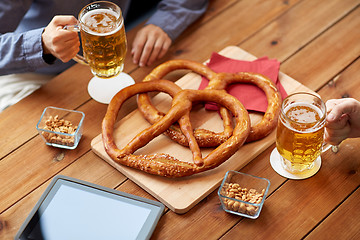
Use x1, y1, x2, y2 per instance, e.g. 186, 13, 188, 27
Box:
91, 46, 313, 213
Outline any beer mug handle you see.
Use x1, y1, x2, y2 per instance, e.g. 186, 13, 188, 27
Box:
63, 25, 88, 65
323, 144, 339, 153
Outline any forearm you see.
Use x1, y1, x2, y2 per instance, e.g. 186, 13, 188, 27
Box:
0, 28, 49, 75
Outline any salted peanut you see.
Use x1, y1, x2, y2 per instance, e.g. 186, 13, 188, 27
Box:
227, 200, 235, 209
222, 182, 265, 215
239, 202, 246, 211
41, 115, 78, 146
232, 201, 240, 212
246, 205, 257, 216
229, 188, 239, 193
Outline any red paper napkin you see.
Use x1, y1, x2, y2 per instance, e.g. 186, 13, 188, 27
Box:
198, 52, 288, 112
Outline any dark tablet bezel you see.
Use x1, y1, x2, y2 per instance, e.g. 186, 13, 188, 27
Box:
14, 175, 164, 240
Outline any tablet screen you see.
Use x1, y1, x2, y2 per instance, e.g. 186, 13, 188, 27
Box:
16, 176, 164, 240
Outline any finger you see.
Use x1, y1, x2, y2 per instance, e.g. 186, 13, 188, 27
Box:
324, 127, 345, 144
146, 37, 171, 66
324, 128, 346, 145
53, 34, 79, 51
139, 36, 156, 67
325, 99, 338, 114
131, 34, 147, 65
54, 30, 79, 44
327, 100, 354, 122
326, 113, 349, 130
52, 15, 78, 27
158, 38, 171, 59
146, 39, 164, 66
55, 38, 80, 62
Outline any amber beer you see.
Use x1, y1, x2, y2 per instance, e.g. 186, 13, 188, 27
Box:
276, 92, 326, 174
79, 2, 126, 78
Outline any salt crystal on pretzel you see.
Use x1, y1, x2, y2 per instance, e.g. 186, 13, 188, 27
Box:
102, 80, 250, 177
137, 59, 281, 146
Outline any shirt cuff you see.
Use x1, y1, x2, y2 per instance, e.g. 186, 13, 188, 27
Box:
42, 54, 57, 64
22, 28, 52, 70
146, 10, 187, 41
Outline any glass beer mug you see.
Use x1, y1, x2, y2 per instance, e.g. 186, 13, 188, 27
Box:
275, 92, 326, 176
66, 1, 134, 104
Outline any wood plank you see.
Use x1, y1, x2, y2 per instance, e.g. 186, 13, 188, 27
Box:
0, 0, 238, 161
302, 58, 360, 240
169, 0, 301, 61
218, 52, 360, 239
150, 146, 285, 240
91, 46, 314, 213
1, 1, 358, 238
190, 0, 237, 25
241, 0, 359, 62
123, 0, 238, 72
127, 0, 301, 83
148, 53, 360, 239
0, 100, 108, 213
0, 0, 296, 161
305, 187, 360, 240
280, 6, 360, 91
221, 138, 360, 240
320, 57, 360, 101
0, 152, 126, 239
0, 0, 304, 214
0, 64, 93, 159
149, 138, 360, 240
218, 44, 360, 239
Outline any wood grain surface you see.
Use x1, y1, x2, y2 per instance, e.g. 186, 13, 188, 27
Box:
1, 0, 359, 239
91, 46, 313, 213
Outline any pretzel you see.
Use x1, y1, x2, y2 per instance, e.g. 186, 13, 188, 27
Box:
137, 60, 233, 147
209, 71, 281, 142
102, 80, 250, 177
137, 59, 281, 146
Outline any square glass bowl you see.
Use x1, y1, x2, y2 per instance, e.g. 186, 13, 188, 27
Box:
218, 170, 270, 219
36, 106, 85, 149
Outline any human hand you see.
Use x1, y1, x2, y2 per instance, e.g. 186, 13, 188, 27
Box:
131, 24, 172, 67
42, 16, 80, 63
324, 98, 360, 145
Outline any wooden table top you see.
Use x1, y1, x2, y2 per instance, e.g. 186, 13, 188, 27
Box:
1, 0, 359, 239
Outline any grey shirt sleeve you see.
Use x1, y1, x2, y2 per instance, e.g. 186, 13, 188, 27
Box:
145, 0, 208, 40
0, 28, 50, 75
0, 0, 51, 75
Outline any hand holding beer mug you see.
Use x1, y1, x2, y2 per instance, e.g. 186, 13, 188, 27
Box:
66, 1, 134, 104
270, 92, 327, 179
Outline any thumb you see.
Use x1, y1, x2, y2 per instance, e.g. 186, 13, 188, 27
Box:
51, 15, 78, 29
326, 111, 349, 129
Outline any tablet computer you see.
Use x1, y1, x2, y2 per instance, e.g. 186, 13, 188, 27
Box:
15, 175, 164, 240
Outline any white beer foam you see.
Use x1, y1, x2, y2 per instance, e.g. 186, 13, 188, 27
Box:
283, 102, 325, 133
81, 9, 123, 36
